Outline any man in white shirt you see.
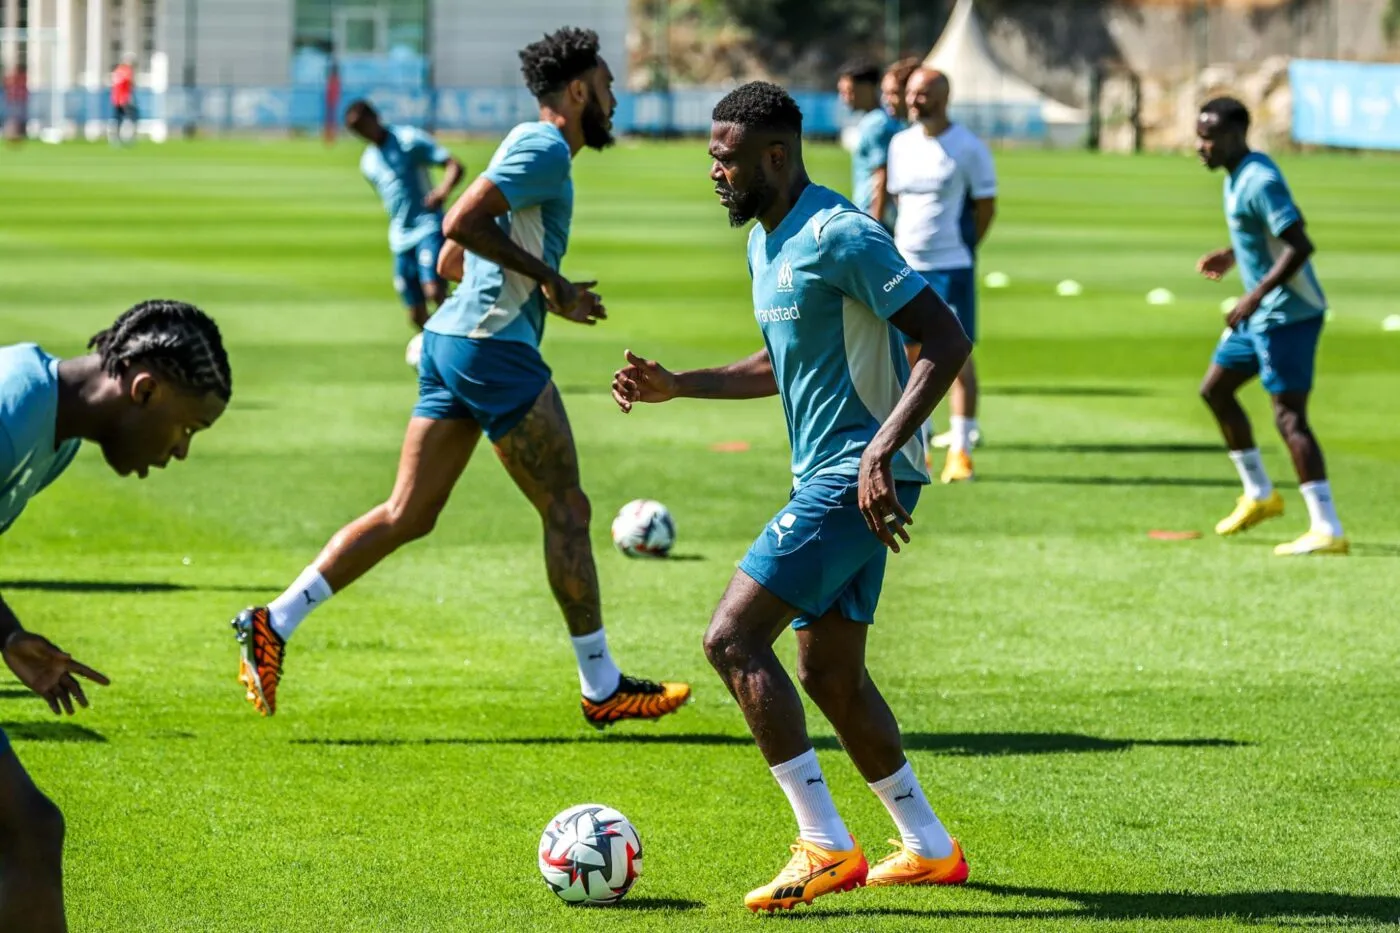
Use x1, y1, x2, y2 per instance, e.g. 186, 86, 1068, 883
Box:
886, 68, 997, 483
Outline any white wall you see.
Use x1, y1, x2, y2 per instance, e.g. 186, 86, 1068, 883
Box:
431, 0, 627, 88
161, 0, 291, 86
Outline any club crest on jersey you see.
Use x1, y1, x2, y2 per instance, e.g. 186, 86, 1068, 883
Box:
777, 259, 795, 292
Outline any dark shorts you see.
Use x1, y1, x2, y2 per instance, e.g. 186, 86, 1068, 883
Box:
1212, 315, 1324, 395
413, 331, 551, 441
739, 474, 923, 630
902, 266, 977, 345
393, 232, 445, 308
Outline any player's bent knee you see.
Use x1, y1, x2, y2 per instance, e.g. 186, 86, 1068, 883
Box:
385, 498, 444, 543
702, 623, 747, 674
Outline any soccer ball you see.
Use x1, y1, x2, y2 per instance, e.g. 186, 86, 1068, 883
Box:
610, 500, 676, 558
538, 804, 642, 905
405, 332, 423, 368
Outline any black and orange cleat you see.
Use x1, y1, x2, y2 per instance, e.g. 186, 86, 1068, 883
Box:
745, 838, 869, 912
581, 674, 690, 729
232, 607, 284, 717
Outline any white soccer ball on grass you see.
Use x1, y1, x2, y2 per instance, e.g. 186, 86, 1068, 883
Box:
538, 804, 642, 905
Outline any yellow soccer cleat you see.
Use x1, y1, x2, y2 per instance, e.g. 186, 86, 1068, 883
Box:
1274, 531, 1350, 557
1215, 490, 1284, 536
745, 837, 868, 913
581, 674, 690, 730
866, 838, 969, 887
940, 450, 975, 484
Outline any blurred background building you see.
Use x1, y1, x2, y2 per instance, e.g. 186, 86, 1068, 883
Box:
2, 0, 1399, 149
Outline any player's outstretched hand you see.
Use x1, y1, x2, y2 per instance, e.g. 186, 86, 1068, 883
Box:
543, 277, 607, 326
612, 350, 678, 413
1197, 248, 1236, 281
858, 448, 912, 553
2, 631, 110, 716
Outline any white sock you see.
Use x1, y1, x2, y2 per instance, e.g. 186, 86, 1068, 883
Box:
770, 749, 853, 851
869, 761, 954, 858
950, 415, 974, 453
267, 567, 333, 642
570, 629, 622, 701
1228, 448, 1273, 500
1299, 480, 1344, 536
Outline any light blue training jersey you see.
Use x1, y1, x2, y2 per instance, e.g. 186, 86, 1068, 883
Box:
0, 344, 81, 535
1224, 152, 1327, 333
360, 125, 453, 254
851, 108, 902, 227
426, 122, 574, 347
747, 184, 931, 489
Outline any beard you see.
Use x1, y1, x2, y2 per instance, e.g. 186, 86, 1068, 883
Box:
581, 94, 615, 151
716, 176, 775, 228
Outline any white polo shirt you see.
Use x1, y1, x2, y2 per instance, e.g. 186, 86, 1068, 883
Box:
886, 123, 997, 271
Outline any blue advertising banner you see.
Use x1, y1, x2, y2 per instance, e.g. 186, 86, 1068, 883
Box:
1291, 59, 1400, 151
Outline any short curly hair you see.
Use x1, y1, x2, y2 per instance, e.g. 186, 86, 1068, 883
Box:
518, 27, 601, 99
711, 81, 803, 134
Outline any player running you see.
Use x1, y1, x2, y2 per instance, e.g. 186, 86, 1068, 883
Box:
1195, 97, 1346, 555
887, 68, 997, 482
231, 27, 690, 726
838, 59, 901, 230
344, 99, 465, 355
0, 300, 231, 932
611, 82, 973, 912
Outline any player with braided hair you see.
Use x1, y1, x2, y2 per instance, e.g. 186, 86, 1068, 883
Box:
0, 299, 230, 931
232, 26, 689, 728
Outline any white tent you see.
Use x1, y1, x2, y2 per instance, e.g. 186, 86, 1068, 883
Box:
925, 0, 1088, 145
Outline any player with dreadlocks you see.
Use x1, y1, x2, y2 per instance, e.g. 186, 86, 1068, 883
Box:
0, 299, 231, 932
230, 26, 690, 726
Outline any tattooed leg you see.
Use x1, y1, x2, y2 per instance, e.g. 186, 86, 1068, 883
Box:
494, 383, 603, 637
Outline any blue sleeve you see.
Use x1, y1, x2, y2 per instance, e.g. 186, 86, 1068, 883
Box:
406, 128, 452, 166
1251, 174, 1302, 237
819, 210, 926, 320
484, 134, 570, 211
857, 118, 888, 169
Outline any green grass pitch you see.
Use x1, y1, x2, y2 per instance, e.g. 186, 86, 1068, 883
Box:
1, 137, 1399, 932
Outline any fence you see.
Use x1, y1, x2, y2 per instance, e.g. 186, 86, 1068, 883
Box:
2, 85, 1063, 142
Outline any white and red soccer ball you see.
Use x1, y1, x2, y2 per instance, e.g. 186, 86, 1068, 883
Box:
610, 500, 676, 558
538, 804, 642, 905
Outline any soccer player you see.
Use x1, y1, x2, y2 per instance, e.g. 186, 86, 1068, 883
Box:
0, 300, 231, 932
611, 82, 973, 911
838, 59, 901, 229
231, 27, 691, 725
886, 68, 996, 482
109, 56, 137, 146
345, 99, 465, 341
1195, 97, 1346, 555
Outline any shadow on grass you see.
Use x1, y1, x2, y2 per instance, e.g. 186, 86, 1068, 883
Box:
770, 884, 1400, 924
0, 689, 35, 700
990, 442, 1222, 455
979, 474, 1243, 489
292, 732, 1247, 756
1, 722, 106, 743
0, 579, 271, 594
1351, 542, 1400, 558
608, 897, 704, 912
984, 385, 1153, 398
